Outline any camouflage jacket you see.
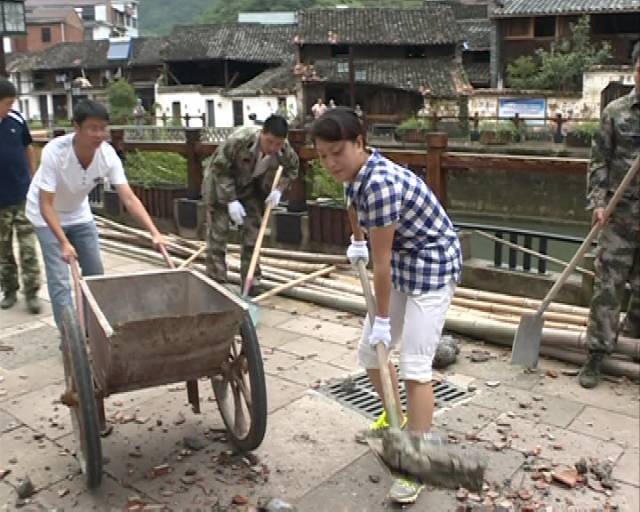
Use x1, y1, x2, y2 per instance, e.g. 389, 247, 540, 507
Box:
587, 89, 640, 210
203, 126, 299, 206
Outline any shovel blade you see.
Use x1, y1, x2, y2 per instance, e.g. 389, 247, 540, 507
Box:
511, 312, 544, 368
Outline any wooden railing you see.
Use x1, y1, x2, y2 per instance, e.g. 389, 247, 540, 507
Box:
33, 127, 590, 211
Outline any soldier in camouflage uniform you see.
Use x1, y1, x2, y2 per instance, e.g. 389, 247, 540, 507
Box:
580, 43, 640, 388
0, 79, 41, 314
202, 115, 299, 291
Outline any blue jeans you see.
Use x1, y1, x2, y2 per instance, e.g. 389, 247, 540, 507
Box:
35, 221, 103, 329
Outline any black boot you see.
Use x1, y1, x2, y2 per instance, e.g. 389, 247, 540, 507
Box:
26, 295, 41, 314
0, 291, 17, 309
578, 352, 604, 389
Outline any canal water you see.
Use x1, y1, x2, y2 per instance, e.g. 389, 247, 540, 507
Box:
450, 212, 592, 273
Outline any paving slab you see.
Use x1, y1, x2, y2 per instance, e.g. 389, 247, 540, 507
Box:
0, 426, 80, 492
469, 384, 585, 428
443, 342, 542, 390
0, 408, 22, 434
0, 324, 60, 371
261, 349, 303, 375
477, 414, 624, 467
264, 296, 319, 315
326, 347, 360, 371
615, 481, 640, 512
3, 383, 69, 441
35, 473, 150, 512
278, 336, 354, 364
255, 392, 369, 502
0, 357, 64, 403
255, 325, 300, 350
534, 374, 640, 418
278, 315, 362, 344
256, 308, 293, 329
276, 359, 348, 387
613, 448, 640, 487
568, 406, 640, 449
264, 375, 307, 414
433, 402, 500, 435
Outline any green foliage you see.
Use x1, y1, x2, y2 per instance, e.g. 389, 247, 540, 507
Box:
568, 121, 599, 145
305, 160, 344, 203
522, 125, 555, 142
396, 116, 432, 134
138, 0, 213, 35
138, 0, 425, 31
506, 56, 539, 90
479, 121, 518, 136
506, 16, 611, 92
124, 151, 187, 187
107, 80, 137, 124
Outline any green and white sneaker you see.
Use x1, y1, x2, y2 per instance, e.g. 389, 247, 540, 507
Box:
388, 476, 425, 504
354, 410, 407, 444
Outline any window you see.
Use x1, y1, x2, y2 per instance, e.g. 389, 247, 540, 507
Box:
355, 70, 367, 81
405, 45, 426, 58
337, 62, 348, 73
534, 16, 556, 38
331, 44, 349, 57
41, 27, 51, 43
592, 13, 640, 35
82, 6, 95, 21
504, 18, 531, 38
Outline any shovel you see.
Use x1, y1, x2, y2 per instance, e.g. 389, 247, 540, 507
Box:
242, 165, 284, 325
512, 155, 640, 368
354, 260, 486, 491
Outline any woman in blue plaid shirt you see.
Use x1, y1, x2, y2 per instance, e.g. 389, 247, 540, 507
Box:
311, 108, 462, 504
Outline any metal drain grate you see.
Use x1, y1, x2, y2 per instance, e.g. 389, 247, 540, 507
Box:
320, 366, 471, 420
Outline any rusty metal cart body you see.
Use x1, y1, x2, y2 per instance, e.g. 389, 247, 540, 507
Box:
60, 267, 267, 488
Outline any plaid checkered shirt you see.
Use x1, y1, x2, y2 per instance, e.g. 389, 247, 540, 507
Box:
345, 149, 462, 294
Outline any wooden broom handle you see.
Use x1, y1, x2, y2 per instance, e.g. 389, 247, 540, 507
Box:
243, 165, 284, 296
254, 265, 335, 302
356, 260, 401, 430
538, 155, 640, 314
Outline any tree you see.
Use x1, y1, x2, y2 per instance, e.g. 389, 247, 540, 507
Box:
107, 79, 137, 123
506, 16, 611, 92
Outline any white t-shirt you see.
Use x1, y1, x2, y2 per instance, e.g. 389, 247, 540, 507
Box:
26, 133, 127, 227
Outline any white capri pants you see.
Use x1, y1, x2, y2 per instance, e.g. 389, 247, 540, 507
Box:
357, 281, 455, 383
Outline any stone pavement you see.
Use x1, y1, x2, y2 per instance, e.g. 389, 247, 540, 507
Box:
0, 249, 638, 511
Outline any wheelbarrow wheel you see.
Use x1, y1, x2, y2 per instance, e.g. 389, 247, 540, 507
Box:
60, 305, 103, 489
212, 315, 267, 452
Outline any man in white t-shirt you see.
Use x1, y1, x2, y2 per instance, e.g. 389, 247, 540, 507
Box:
27, 100, 165, 330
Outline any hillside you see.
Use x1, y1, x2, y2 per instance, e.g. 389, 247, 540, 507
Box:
138, 0, 425, 35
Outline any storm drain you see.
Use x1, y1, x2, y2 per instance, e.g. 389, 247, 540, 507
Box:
320, 366, 471, 420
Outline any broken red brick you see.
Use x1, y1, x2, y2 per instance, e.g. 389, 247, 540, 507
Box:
232, 495, 249, 505
545, 370, 559, 378
0, 469, 10, 480
151, 464, 171, 478
518, 489, 532, 501
552, 467, 579, 488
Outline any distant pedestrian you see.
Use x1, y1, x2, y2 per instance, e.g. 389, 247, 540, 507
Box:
311, 98, 327, 119
328, 99, 337, 109
354, 103, 364, 120
0, 79, 41, 314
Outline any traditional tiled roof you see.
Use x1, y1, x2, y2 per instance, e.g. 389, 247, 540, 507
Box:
7, 37, 164, 72
162, 23, 295, 64
295, 7, 461, 46
225, 66, 296, 97
460, 19, 491, 50
27, 6, 77, 23
464, 62, 490, 85
427, 1, 489, 20
302, 58, 471, 97
492, 0, 640, 17
129, 37, 165, 66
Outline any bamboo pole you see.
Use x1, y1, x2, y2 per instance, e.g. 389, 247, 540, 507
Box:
254, 266, 336, 302
474, 229, 594, 277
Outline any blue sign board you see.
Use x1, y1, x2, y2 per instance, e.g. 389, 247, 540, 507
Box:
498, 98, 546, 125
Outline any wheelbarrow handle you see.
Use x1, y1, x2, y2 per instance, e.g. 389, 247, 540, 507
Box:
69, 258, 86, 333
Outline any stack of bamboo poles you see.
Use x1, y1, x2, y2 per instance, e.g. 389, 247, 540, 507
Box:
94, 216, 640, 379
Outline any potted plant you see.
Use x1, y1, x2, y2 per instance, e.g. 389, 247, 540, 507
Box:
479, 122, 518, 145
565, 122, 598, 148
304, 160, 351, 247
395, 117, 432, 144
123, 150, 189, 219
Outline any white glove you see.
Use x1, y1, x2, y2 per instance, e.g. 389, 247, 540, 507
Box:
368, 316, 391, 349
228, 200, 246, 225
346, 235, 369, 268
265, 189, 282, 209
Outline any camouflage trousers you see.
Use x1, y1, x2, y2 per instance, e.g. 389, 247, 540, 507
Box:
205, 194, 265, 287
0, 202, 41, 297
586, 200, 640, 354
